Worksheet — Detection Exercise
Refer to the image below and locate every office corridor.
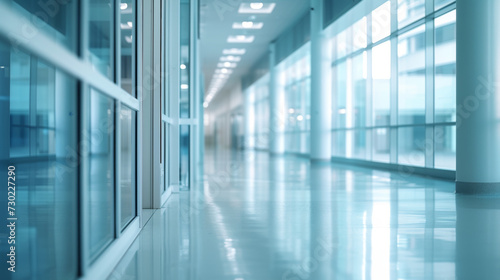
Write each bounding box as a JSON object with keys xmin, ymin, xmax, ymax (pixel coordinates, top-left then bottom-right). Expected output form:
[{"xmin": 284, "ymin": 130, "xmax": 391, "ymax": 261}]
[{"xmin": 108, "ymin": 149, "xmax": 500, "ymax": 280}]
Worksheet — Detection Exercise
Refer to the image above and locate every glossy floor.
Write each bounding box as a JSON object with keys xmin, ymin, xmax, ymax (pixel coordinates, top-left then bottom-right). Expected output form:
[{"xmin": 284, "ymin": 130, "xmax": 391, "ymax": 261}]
[{"xmin": 109, "ymin": 149, "xmax": 500, "ymax": 280}]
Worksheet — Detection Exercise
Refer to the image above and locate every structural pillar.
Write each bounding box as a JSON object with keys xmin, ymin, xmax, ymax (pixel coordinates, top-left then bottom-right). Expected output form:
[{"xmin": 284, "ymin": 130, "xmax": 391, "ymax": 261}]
[
  {"xmin": 269, "ymin": 43, "xmax": 285, "ymax": 154},
  {"xmin": 456, "ymin": 0, "xmax": 500, "ymax": 194},
  {"xmin": 310, "ymin": 0, "xmax": 332, "ymax": 161}
]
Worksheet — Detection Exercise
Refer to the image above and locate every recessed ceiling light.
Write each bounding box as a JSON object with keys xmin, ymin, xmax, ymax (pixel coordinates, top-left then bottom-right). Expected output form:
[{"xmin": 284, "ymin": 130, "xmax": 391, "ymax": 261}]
[
  {"xmin": 250, "ymin": 2, "xmax": 264, "ymax": 9},
  {"xmin": 181, "ymin": 84, "xmax": 189, "ymax": 90},
  {"xmin": 238, "ymin": 3, "xmax": 276, "ymax": 14},
  {"xmin": 232, "ymin": 21, "xmax": 264, "ymax": 29},
  {"xmin": 217, "ymin": 62, "xmax": 237, "ymax": 68},
  {"xmin": 227, "ymin": 35, "xmax": 255, "ymax": 43},
  {"xmin": 215, "ymin": 68, "xmax": 232, "ymax": 74},
  {"xmin": 125, "ymin": 36, "xmax": 133, "ymax": 43},
  {"xmin": 127, "ymin": 21, "xmax": 133, "ymax": 27},
  {"xmin": 180, "ymin": 64, "xmax": 186, "ymax": 69},
  {"xmin": 242, "ymin": 21, "xmax": 253, "ymax": 28},
  {"xmin": 223, "ymin": 48, "xmax": 246, "ymax": 55},
  {"xmin": 220, "ymin": 56, "xmax": 241, "ymax": 62},
  {"xmin": 120, "ymin": 3, "xmax": 128, "ymax": 10}
]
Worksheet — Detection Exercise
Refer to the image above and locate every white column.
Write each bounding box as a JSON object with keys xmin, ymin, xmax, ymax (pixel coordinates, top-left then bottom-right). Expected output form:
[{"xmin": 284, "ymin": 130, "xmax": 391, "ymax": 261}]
[
  {"xmin": 310, "ymin": 0, "xmax": 332, "ymax": 161},
  {"xmin": 456, "ymin": 0, "xmax": 500, "ymax": 194},
  {"xmin": 269, "ymin": 43, "xmax": 285, "ymax": 154}
]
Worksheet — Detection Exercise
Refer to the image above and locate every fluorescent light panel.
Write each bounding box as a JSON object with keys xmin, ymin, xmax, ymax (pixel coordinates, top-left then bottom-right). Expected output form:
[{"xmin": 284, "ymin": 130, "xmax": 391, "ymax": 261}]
[
  {"xmin": 238, "ymin": 3, "xmax": 276, "ymax": 14},
  {"xmin": 215, "ymin": 68, "xmax": 233, "ymax": 74},
  {"xmin": 232, "ymin": 21, "xmax": 264, "ymax": 29},
  {"xmin": 220, "ymin": 56, "xmax": 241, "ymax": 62},
  {"xmin": 223, "ymin": 48, "xmax": 246, "ymax": 55},
  {"xmin": 227, "ymin": 35, "xmax": 255, "ymax": 43},
  {"xmin": 217, "ymin": 62, "xmax": 237, "ymax": 68}
]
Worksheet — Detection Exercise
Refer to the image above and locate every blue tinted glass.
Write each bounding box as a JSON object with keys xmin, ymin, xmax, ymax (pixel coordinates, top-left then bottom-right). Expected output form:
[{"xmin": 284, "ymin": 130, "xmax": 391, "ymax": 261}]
[
  {"xmin": 88, "ymin": 89, "xmax": 115, "ymax": 260},
  {"xmin": 120, "ymin": 106, "xmax": 136, "ymax": 229},
  {"xmin": 0, "ymin": 41, "xmax": 78, "ymax": 279},
  {"xmin": 88, "ymin": 0, "xmax": 114, "ymax": 79}
]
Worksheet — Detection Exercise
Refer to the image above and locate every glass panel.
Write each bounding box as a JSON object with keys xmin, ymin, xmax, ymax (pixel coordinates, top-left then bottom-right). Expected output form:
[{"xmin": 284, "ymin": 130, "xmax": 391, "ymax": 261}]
[
  {"xmin": 333, "ymin": 131, "xmax": 346, "ymax": 157},
  {"xmin": 180, "ymin": 0, "xmax": 190, "ymax": 118},
  {"xmin": 352, "ymin": 17, "xmax": 367, "ymax": 51},
  {"xmin": 351, "ymin": 129, "xmax": 367, "ymax": 159},
  {"xmin": 180, "ymin": 125, "xmax": 190, "ymax": 189},
  {"xmin": 120, "ymin": 106, "xmax": 136, "ymax": 229},
  {"xmin": 352, "ymin": 52, "xmax": 367, "ymax": 127},
  {"xmin": 398, "ymin": 126, "xmax": 425, "ymax": 167},
  {"xmin": 120, "ymin": 0, "xmax": 135, "ymax": 95},
  {"xmin": 88, "ymin": 89, "xmax": 115, "ymax": 261},
  {"xmin": 88, "ymin": 0, "xmax": 114, "ymax": 79},
  {"xmin": 9, "ymin": 50, "xmax": 31, "ymax": 157},
  {"xmin": 435, "ymin": 0, "xmax": 454, "ymax": 10},
  {"xmin": 372, "ymin": 1, "xmax": 391, "ymax": 43},
  {"xmin": 398, "ymin": 0, "xmax": 426, "ymax": 28},
  {"xmin": 336, "ymin": 28, "xmax": 349, "ymax": 59},
  {"xmin": 434, "ymin": 125, "xmax": 456, "ymax": 170},
  {"xmin": 1, "ymin": 41, "xmax": 78, "ymax": 279},
  {"xmin": 372, "ymin": 41, "xmax": 391, "ymax": 126},
  {"xmin": 254, "ymin": 79, "xmax": 270, "ymax": 150},
  {"xmin": 434, "ymin": 10, "xmax": 456, "ymax": 123},
  {"xmin": 398, "ymin": 25, "xmax": 426, "ymax": 125},
  {"xmin": 12, "ymin": 0, "xmax": 78, "ymax": 50},
  {"xmin": 335, "ymin": 61, "xmax": 347, "ymax": 128},
  {"xmin": 373, "ymin": 128, "xmax": 391, "ymax": 162}
]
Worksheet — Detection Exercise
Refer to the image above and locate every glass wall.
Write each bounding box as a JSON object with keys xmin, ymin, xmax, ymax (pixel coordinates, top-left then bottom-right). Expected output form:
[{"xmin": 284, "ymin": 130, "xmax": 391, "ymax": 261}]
[
  {"xmin": 88, "ymin": 0, "xmax": 114, "ymax": 79},
  {"xmin": 330, "ymin": 0, "xmax": 456, "ymax": 170},
  {"xmin": 0, "ymin": 0, "xmax": 140, "ymax": 277},
  {"xmin": 246, "ymin": 75, "xmax": 270, "ymax": 150},
  {"xmin": 88, "ymin": 89, "xmax": 115, "ymax": 261},
  {"xmin": 120, "ymin": 106, "xmax": 137, "ymax": 229},
  {"xmin": 1, "ymin": 41, "xmax": 79, "ymax": 279},
  {"xmin": 179, "ymin": 0, "xmax": 191, "ymax": 189},
  {"xmin": 243, "ymin": 0, "xmax": 456, "ymax": 171},
  {"xmin": 120, "ymin": 0, "xmax": 136, "ymax": 95},
  {"xmin": 279, "ymin": 44, "xmax": 311, "ymax": 155}
]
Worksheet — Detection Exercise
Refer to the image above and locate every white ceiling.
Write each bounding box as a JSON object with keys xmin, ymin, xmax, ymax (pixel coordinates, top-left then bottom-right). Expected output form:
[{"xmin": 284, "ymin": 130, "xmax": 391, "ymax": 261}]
[{"xmin": 200, "ymin": 0, "xmax": 310, "ymax": 104}]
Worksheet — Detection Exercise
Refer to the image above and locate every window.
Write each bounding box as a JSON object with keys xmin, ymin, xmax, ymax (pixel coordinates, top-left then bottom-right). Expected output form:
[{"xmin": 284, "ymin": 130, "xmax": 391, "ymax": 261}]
[
  {"xmin": 120, "ymin": 106, "xmax": 137, "ymax": 229},
  {"xmin": 398, "ymin": 126, "xmax": 426, "ymax": 166},
  {"xmin": 372, "ymin": 2, "xmax": 391, "ymax": 43},
  {"xmin": 325, "ymin": 1, "xmax": 457, "ymax": 170},
  {"xmin": 398, "ymin": 25, "xmax": 426, "ymax": 125},
  {"xmin": 1, "ymin": 41, "xmax": 78, "ymax": 279},
  {"xmin": 120, "ymin": 0, "xmax": 136, "ymax": 95},
  {"xmin": 372, "ymin": 41, "xmax": 391, "ymax": 126},
  {"xmin": 434, "ymin": 10, "xmax": 456, "ymax": 123},
  {"xmin": 435, "ymin": 0, "xmax": 454, "ymax": 10},
  {"xmin": 398, "ymin": 0, "xmax": 426, "ymax": 28},
  {"xmin": 13, "ymin": 0, "xmax": 78, "ymax": 51},
  {"xmin": 88, "ymin": 0, "xmax": 114, "ymax": 79},
  {"xmin": 88, "ymin": 89, "xmax": 115, "ymax": 261}
]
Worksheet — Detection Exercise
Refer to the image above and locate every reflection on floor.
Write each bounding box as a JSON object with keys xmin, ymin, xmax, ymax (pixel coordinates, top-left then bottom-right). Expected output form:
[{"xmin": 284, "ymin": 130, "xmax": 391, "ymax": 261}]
[{"xmin": 109, "ymin": 149, "xmax": 500, "ymax": 280}]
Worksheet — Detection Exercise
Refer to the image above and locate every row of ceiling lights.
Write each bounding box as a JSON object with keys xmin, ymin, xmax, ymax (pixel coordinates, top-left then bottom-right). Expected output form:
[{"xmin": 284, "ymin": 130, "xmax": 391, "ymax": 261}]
[{"xmin": 204, "ymin": 2, "xmax": 276, "ymax": 108}]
